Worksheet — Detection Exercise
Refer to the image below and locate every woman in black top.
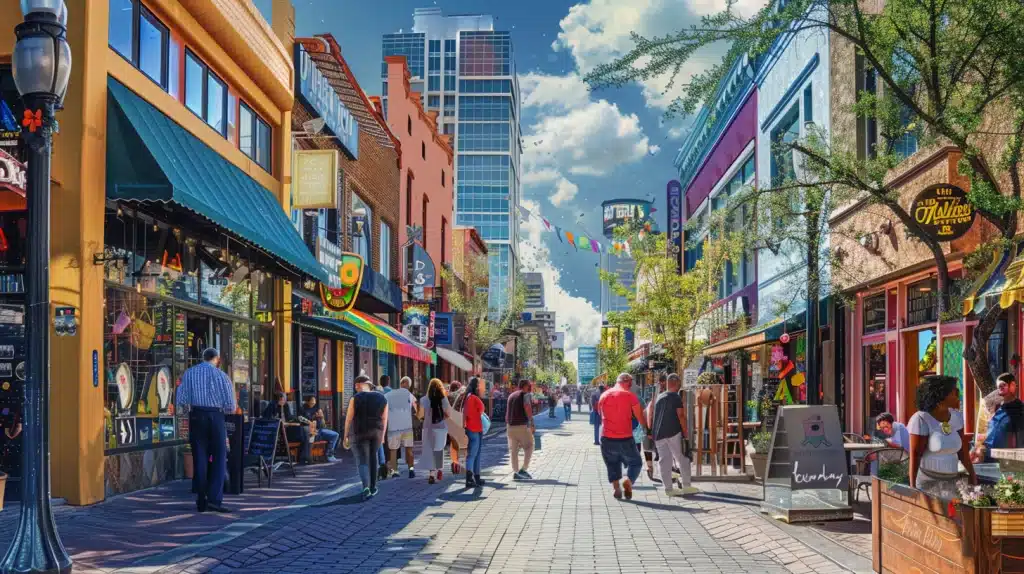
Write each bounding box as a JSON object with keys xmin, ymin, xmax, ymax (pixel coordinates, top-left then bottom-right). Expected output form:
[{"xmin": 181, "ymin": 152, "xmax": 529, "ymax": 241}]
[{"xmin": 344, "ymin": 375, "xmax": 389, "ymax": 499}]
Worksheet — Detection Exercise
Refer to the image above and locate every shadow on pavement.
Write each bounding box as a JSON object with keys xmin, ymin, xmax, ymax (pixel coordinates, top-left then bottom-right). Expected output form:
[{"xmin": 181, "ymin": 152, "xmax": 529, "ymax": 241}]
[
  {"xmin": 512, "ymin": 479, "xmax": 577, "ymax": 487},
  {"xmin": 624, "ymin": 499, "xmax": 706, "ymax": 513},
  {"xmin": 694, "ymin": 491, "xmax": 762, "ymax": 505}
]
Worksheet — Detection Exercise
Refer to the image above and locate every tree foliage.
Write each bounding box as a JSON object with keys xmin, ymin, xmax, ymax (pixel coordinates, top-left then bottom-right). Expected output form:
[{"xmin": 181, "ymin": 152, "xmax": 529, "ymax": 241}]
[
  {"xmin": 586, "ymin": 0, "xmax": 1024, "ymax": 394},
  {"xmin": 440, "ymin": 254, "xmax": 526, "ymax": 357}
]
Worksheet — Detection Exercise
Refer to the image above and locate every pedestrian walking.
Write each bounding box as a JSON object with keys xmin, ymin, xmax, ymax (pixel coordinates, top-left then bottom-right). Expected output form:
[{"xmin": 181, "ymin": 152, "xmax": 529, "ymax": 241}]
[
  {"xmin": 463, "ymin": 377, "xmax": 487, "ymax": 488},
  {"xmin": 376, "ymin": 375, "xmax": 391, "ymax": 480},
  {"xmin": 576, "ymin": 389, "xmax": 583, "ymax": 413},
  {"xmin": 344, "ymin": 375, "xmax": 388, "ymax": 500},
  {"xmin": 561, "ymin": 391, "xmax": 572, "ymax": 420},
  {"xmin": 386, "ymin": 376, "xmax": 419, "ymax": 478},
  {"xmin": 653, "ymin": 374, "xmax": 698, "ymax": 496},
  {"xmin": 590, "ymin": 385, "xmax": 604, "ymax": 445},
  {"xmin": 419, "ymin": 378, "xmax": 451, "ymax": 484},
  {"xmin": 506, "ymin": 379, "xmax": 535, "ymax": 481},
  {"xmin": 447, "ymin": 381, "xmax": 466, "ymax": 475},
  {"xmin": 175, "ymin": 348, "xmax": 236, "ymax": 513},
  {"xmin": 643, "ymin": 375, "xmax": 667, "ymax": 481},
  {"xmin": 547, "ymin": 392, "xmax": 557, "ymax": 418},
  {"xmin": 597, "ymin": 373, "xmax": 650, "ymax": 500}
]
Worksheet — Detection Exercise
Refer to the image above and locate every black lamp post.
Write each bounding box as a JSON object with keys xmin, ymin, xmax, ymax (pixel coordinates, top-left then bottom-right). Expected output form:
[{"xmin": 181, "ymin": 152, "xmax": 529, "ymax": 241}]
[{"xmin": 1, "ymin": 1, "xmax": 72, "ymax": 573}]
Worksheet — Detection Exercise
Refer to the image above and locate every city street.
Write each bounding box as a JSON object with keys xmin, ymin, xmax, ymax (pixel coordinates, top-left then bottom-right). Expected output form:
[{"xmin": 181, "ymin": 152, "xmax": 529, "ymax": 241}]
[{"xmin": 0, "ymin": 409, "xmax": 872, "ymax": 574}]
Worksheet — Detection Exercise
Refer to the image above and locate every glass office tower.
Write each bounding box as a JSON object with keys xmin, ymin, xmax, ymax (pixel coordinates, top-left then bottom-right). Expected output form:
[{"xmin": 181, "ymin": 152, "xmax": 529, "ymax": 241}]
[{"xmin": 383, "ymin": 8, "xmax": 521, "ymax": 313}]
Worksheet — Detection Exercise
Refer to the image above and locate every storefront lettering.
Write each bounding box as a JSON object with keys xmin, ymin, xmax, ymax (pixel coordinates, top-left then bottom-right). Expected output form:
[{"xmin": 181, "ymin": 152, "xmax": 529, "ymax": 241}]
[
  {"xmin": 297, "ymin": 48, "xmax": 359, "ymax": 159},
  {"xmin": 791, "ymin": 459, "xmax": 845, "ymax": 488},
  {"xmin": 910, "ymin": 184, "xmax": 976, "ymax": 241}
]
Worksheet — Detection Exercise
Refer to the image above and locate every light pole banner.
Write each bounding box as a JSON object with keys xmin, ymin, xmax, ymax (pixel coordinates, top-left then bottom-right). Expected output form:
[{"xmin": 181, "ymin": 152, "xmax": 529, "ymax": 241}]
[{"xmin": 667, "ymin": 180, "xmax": 683, "ymax": 273}]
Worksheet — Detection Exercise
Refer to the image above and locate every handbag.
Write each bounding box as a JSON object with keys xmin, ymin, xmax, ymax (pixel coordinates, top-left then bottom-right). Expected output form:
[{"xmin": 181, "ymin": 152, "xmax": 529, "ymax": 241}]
[
  {"xmin": 111, "ymin": 308, "xmax": 131, "ymax": 335},
  {"xmin": 633, "ymin": 424, "xmax": 646, "ymax": 444},
  {"xmin": 481, "ymin": 413, "xmax": 492, "ymax": 435},
  {"xmin": 130, "ymin": 310, "xmax": 156, "ymax": 350}
]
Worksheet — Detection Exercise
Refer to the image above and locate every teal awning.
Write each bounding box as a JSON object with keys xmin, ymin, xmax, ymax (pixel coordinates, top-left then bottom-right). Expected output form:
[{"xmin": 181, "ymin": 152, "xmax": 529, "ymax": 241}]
[
  {"xmin": 105, "ymin": 78, "xmax": 327, "ymax": 283},
  {"xmin": 294, "ymin": 315, "xmax": 358, "ymax": 343}
]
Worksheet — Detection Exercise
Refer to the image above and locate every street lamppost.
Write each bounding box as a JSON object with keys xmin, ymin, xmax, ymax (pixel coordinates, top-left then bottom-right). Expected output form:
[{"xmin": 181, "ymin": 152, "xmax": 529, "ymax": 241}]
[{"xmin": 1, "ymin": 1, "xmax": 71, "ymax": 573}]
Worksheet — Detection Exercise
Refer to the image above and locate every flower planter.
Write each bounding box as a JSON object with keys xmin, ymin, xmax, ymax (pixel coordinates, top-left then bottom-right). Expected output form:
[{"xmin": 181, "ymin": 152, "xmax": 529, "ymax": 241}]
[
  {"xmin": 992, "ymin": 509, "xmax": 1024, "ymax": 538},
  {"xmin": 750, "ymin": 452, "xmax": 768, "ymax": 481}
]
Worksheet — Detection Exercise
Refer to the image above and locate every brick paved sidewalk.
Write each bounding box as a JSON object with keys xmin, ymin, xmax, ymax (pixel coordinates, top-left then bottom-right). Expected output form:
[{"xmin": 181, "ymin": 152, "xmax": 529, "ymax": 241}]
[{"xmin": 0, "ymin": 407, "xmax": 874, "ymax": 573}]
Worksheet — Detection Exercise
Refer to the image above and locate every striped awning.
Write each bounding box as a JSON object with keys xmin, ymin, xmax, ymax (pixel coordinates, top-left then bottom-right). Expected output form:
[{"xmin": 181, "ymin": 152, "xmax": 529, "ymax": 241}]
[{"xmin": 340, "ymin": 310, "xmax": 436, "ymax": 365}]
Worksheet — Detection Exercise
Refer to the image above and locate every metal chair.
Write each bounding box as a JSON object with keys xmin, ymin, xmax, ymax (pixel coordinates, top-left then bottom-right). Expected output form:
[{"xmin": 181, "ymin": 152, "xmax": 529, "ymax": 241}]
[
  {"xmin": 843, "ymin": 432, "xmax": 867, "ymax": 443},
  {"xmin": 851, "ymin": 447, "xmax": 908, "ymax": 502}
]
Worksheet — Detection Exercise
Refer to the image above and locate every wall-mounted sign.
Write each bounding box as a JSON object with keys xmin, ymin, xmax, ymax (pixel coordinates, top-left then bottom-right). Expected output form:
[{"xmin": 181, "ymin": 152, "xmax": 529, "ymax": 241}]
[
  {"xmin": 293, "ymin": 150, "xmax": 339, "ymax": 209},
  {"xmin": 911, "ymin": 183, "xmax": 975, "ymax": 241},
  {"xmin": 667, "ymin": 180, "xmax": 682, "ymax": 273},
  {"xmin": 54, "ymin": 306, "xmax": 77, "ymax": 337},
  {"xmin": 0, "ymin": 148, "xmax": 25, "ymax": 195},
  {"xmin": 317, "ymin": 235, "xmax": 343, "ymax": 289},
  {"xmin": 433, "ymin": 312, "xmax": 453, "ymax": 346},
  {"xmin": 402, "ymin": 303, "xmax": 430, "ymax": 346},
  {"xmin": 296, "ymin": 48, "xmax": 359, "ymax": 159},
  {"xmin": 602, "ymin": 199, "xmax": 652, "ymax": 237},
  {"xmin": 320, "ymin": 253, "xmax": 364, "ymax": 312}
]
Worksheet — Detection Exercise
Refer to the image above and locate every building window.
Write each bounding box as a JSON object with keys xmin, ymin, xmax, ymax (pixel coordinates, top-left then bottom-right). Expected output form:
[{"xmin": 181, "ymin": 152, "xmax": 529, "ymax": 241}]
[
  {"xmin": 427, "ymin": 94, "xmax": 440, "ymax": 108},
  {"xmin": 240, "ymin": 101, "xmax": 273, "ymax": 172},
  {"xmin": 441, "ymin": 170, "xmax": 446, "ymax": 188},
  {"xmin": 109, "ymin": 0, "xmax": 135, "ymax": 60},
  {"xmin": 428, "ymin": 76, "xmax": 440, "ymax": 91},
  {"xmin": 770, "ymin": 105, "xmax": 800, "ymax": 187},
  {"xmin": 351, "ymin": 193, "xmax": 373, "ymax": 267},
  {"xmin": 803, "ymin": 84, "xmax": 813, "ymax": 124},
  {"xmin": 380, "ymin": 222, "xmax": 392, "ymax": 280},
  {"xmin": 422, "ymin": 196, "xmax": 429, "ymax": 250},
  {"xmin": 906, "ymin": 278, "xmax": 938, "ymax": 327},
  {"xmin": 863, "ymin": 293, "xmax": 886, "ymax": 334},
  {"xmin": 184, "ymin": 50, "xmax": 228, "ymax": 137},
  {"xmin": 421, "ymin": 142, "xmax": 426, "ymax": 160},
  {"xmin": 407, "ymin": 116, "xmax": 412, "ymax": 136},
  {"xmin": 138, "ymin": 6, "xmax": 168, "ymax": 88},
  {"xmin": 406, "ymin": 172, "xmax": 413, "ymax": 228}
]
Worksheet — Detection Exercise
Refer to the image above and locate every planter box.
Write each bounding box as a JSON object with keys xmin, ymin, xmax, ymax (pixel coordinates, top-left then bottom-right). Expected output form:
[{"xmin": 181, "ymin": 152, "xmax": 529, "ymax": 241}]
[
  {"xmin": 871, "ymin": 478, "xmax": 1024, "ymax": 573},
  {"xmin": 750, "ymin": 452, "xmax": 768, "ymax": 481}
]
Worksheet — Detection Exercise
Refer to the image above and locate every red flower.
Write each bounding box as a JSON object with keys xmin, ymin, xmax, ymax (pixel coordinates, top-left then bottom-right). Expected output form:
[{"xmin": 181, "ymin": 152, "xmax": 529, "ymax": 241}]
[
  {"xmin": 21, "ymin": 109, "xmax": 41, "ymax": 133},
  {"xmin": 947, "ymin": 500, "xmax": 958, "ymax": 518}
]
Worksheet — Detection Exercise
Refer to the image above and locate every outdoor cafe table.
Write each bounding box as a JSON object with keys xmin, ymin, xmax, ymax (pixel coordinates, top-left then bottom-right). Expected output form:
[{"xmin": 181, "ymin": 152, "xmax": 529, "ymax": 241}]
[{"xmin": 844, "ymin": 442, "xmax": 879, "ymax": 474}]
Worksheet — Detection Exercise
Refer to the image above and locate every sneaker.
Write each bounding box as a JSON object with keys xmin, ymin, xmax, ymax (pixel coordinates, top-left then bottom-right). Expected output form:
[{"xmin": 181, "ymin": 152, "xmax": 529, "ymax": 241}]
[
  {"xmin": 361, "ymin": 488, "xmax": 371, "ymax": 500},
  {"xmin": 369, "ymin": 487, "xmax": 379, "ymax": 497},
  {"xmin": 681, "ymin": 486, "xmax": 701, "ymax": 496},
  {"xmin": 666, "ymin": 488, "xmax": 686, "ymax": 497},
  {"xmin": 327, "ymin": 456, "xmax": 338, "ymax": 463},
  {"xmin": 513, "ymin": 471, "xmax": 525, "ymax": 481},
  {"xmin": 518, "ymin": 470, "xmax": 533, "ymax": 480},
  {"xmin": 408, "ymin": 469, "xmax": 416, "ymax": 479},
  {"xmin": 474, "ymin": 474, "xmax": 485, "ymax": 486},
  {"xmin": 622, "ymin": 478, "xmax": 633, "ymax": 500}
]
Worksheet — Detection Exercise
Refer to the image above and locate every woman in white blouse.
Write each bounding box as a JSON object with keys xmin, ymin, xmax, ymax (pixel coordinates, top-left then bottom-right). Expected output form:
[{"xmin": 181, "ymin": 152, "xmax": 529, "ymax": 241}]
[{"xmin": 908, "ymin": 375, "xmax": 977, "ymax": 498}]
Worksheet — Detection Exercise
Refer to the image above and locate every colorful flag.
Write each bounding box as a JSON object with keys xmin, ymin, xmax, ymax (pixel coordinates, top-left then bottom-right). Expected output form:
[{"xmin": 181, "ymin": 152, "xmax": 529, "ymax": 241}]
[
  {"xmin": 517, "ymin": 205, "xmax": 529, "ymax": 219},
  {"xmin": 577, "ymin": 235, "xmax": 589, "ymax": 250},
  {"xmin": 591, "ymin": 240, "xmax": 601, "ymax": 253},
  {"xmin": 542, "ymin": 218, "xmax": 552, "ymax": 231},
  {"xmin": 555, "ymin": 227, "xmax": 564, "ymax": 242},
  {"xmin": 565, "ymin": 231, "xmax": 576, "ymax": 249}
]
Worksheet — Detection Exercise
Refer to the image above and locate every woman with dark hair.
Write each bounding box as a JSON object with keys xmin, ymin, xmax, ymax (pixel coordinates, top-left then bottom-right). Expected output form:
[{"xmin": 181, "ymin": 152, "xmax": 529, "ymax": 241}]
[
  {"xmin": 419, "ymin": 378, "xmax": 451, "ymax": 484},
  {"xmin": 462, "ymin": 377, "xmax": 486, "ymax": 488},
  {"xmin": 908, "ymin": 375, "xmax": 976, "ymax": 498}
]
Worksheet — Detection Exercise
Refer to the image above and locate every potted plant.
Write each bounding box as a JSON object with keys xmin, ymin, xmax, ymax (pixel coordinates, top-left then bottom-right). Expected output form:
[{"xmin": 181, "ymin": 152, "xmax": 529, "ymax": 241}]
[
  {"xmin": 748, "ymin": 430, "xmax": 773, "ymax": 480},
  {"xmin": 745, "ymin": 399, "xmax": 759, "ymax": 422},
  {"xmin": 877, "ymin": 460, "xmax": 910, "ymax": 486},
  {"xmin": 986, "ymin": 474, "xmax": 1024, "ymax": 537}
]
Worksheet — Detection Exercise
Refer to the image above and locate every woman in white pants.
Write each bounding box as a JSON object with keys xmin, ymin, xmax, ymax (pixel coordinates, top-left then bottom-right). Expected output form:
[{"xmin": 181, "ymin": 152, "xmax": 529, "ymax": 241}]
[
  {"xmin": 419, "ymin": 378, "xmax": 452, "ymax": 484},
  {"xmin": 652, "ymin": 374, "xmax": 699, "ymax": 496}
]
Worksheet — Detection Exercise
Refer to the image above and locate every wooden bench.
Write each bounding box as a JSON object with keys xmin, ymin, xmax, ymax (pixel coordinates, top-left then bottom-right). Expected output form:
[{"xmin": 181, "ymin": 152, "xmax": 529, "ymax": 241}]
[{"xmin": 288, "ymin": 441, "xmax": 329, "ymax": 463}]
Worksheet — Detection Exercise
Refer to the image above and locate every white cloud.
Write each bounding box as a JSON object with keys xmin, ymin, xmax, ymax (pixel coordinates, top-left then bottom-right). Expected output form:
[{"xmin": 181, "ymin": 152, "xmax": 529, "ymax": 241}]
[
  {"xmin": 649, "ymin": 144, "xmax": 661, "ymax": 156},
  {"xmin": 553, "ymin": 0, "xmax": 764, "ymax": 110},
  {"xmin": 519, "ymin": 72, "xmax": 591, "ymax": 110},
  {"xmin": 518, "ymin": 199, "xmax": 602, "ymax": 362},
  {"xmin": 549, "ymin": 178, "xmax": 579, "ymax": 206}
]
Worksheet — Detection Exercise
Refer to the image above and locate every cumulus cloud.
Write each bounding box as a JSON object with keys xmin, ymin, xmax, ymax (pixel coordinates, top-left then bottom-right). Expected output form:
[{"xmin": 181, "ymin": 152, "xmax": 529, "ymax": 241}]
[
  {"xmin": 553, "ymin": 0, "xmax": 763, "ymax": 110},
  {"xmin": 549, "ymin": 178, "xmax": 579, "ymax": 206},
  {"xmin": 519, "ymin": 72, "xmax": 591, "ymax": 110},
  {"xmin": 518, "ymin": 199, "xmax": 602, "ymax": 362}
]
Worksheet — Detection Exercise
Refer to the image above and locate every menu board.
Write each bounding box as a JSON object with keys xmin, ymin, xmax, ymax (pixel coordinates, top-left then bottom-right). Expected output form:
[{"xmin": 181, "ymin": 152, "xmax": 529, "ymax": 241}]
[
  {"xmin": 299, "ymin": 331, "xmax": 317, "ymax": 397},
  {"xmin": 247, "ymin": 417, "xmax": 281, "ymax": 460},
  {"xmin": 764, "ymin": 405, "xmax": 848, "ymax": 492}
]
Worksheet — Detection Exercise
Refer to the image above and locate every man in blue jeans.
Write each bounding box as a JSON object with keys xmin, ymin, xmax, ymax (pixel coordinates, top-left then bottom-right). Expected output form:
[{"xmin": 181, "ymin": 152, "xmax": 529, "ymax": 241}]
[
  {"xmin": 597, "ymin": 373, "xmax": 650, "ymax": 500},
  {"xmin": 590, "ymin": 385, "xmax": 605, "ymax": 445},
  {"xmin": 302, "ymin": 396, "xmax": 340, "ymax": 462}
]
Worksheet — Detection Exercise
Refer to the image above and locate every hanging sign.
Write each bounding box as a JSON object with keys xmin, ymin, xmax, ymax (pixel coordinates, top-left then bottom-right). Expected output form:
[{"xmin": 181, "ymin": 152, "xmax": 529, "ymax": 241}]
[
  {"xmin": 293, "ymin": 150, "xmax": 339, "ymax": 209},
  {"xmin": 407, "ymin": 243, "xmax": 436, "ymax": 296},
  {"xmin": 667, "ymin": 180, "xmax": 683, "ymax": 273},
  {"xmin": 910, "ymin": 183, "xmax": 976, "ymax": 241},
  {"xmin": 320, "ymin": 253, "xmax": 364, "ymax": 312}
]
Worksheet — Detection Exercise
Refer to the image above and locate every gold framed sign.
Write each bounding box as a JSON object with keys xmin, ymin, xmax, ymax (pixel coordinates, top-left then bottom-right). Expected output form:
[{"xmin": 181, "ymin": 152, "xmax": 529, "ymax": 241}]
[{"xmin": 293, "ymin": 149, "xmax": 339, "ymax": 209}]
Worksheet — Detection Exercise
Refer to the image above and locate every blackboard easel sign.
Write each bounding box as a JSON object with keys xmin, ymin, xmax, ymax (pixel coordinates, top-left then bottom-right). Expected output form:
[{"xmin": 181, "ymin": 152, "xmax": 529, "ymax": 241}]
[
  {"xmin": 246, "ymin": 418, "xmax": 295, "ymax": 487},
  {"xmin": 761, "ymin": 405, "xmax": 852, "ymax": 523}
]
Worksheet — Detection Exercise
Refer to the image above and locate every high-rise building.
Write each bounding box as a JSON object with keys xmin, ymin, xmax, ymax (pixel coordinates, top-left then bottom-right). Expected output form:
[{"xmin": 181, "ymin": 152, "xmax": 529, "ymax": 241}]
[
  {"xmin": 577, "ymin": 346, "xmax": 599, "ymax": 386},
  {"xmin": 532, "ymin": 310, "xmax": 556, "ymax": 335},
  {"xmin": 382, "ymin": 8, "xmax": 521, "ymax": 313},
  {"xmin": 599, "ymin": 199, "xmax": 653, "ymax": 323},
  {"xmin": 522, "ymin": 271, "xmax": 544, "ymax": 309}
]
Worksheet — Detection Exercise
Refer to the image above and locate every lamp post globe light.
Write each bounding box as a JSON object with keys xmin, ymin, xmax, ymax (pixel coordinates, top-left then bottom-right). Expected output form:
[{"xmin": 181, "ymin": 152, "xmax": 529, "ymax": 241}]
[{"xmin": 1, "ymin": 1, "xmax": 72, "ymax": 573}]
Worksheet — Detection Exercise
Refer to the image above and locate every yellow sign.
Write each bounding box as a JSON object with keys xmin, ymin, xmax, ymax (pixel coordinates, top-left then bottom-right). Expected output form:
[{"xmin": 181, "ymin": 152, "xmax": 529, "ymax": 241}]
[{"xmin": 293, "ymin": 150, "xmax": 339, "ymax": 209}]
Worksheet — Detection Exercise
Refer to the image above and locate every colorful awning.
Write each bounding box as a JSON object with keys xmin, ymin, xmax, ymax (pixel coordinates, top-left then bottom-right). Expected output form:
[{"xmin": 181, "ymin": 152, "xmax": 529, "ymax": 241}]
[{"xmin": 340, "ymin": 309, "xmax": 436, "ymax": 365}]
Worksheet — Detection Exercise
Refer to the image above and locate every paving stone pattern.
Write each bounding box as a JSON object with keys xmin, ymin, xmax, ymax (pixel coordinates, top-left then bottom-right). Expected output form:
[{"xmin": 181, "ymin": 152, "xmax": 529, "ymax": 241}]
[{"xmin": 0, "ymin": 408, "xmax": 872, "ymax": 573}]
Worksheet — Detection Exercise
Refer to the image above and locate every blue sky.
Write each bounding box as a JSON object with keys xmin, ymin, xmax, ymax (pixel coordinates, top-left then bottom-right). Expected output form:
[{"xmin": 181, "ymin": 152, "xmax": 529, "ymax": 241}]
[{"xmin": 265, "ymin": 0, "xmax": 731, "ymax": 357}]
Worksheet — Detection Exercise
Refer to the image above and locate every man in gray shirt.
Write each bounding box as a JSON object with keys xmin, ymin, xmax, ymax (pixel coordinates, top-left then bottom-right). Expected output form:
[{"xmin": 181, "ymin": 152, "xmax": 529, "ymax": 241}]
[{"xmin": 652, "ymin": 373, "xmax": 698, "ymax": 496}]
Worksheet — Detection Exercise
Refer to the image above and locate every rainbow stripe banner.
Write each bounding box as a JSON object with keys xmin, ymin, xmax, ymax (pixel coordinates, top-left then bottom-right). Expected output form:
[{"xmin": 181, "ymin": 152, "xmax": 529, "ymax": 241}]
[{"xmin": 341, "ymin": 309, "xmax": 436, "ymax": 365}]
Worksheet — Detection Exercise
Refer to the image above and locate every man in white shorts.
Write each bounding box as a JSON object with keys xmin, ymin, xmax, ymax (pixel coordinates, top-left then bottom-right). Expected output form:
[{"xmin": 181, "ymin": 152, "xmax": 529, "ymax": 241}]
[{"xmin": 386, "ymin": 376, "xmax": 419, "ymax": 478}]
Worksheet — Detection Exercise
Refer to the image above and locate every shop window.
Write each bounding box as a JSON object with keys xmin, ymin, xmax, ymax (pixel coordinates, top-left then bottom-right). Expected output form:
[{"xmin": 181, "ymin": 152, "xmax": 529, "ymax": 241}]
[
  {"xmin": 351, "ymin": 193, "xmax": 373, "ymax": 266},
  {"xmin": 864, "ymin": 343, "xmax": 887, "ymax": 428},
  {"xmin": 232, "ymin": 322, "xmax": 252, "ymax": 386},
  {"xmin": 253, "ymin": 270, "xmax": 274, "ymax": 320},
  {"xmin": 917, "ymin": 329, "xmax": 938, "ymax": 378},
  {"xmin": 199, "ymin": 243, "xmax": 252, "ymax": 317},
  {"xmin": 103, "ymin": 211, "xmax": 199, "ymax": 303},
  {"xmin": 988, "ymin": 317, "xmax": 1008, "ymax": 379},
  {"xmin": 906, "ymin": 278, "xmax": 938, "ymax": 326},
  {"xmin": 104, "ymin": 288, "xmax": 178, "ymax": 451},
  {"xmin": 863, "ymin": 293, "xmax": 886, "ymax": 334},
  {"xmin": 380, "ymin": 222, "xmax": 392, "ymax": 280},
  {"xmin": 184, "ymin": 50, "xmax": 228, "ymax": 137}
]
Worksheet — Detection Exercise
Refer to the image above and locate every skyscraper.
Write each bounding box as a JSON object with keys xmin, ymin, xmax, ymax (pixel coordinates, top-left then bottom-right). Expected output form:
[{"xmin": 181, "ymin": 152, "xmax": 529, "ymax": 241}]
[
  {"xmin": 522, "ymin": 271, "xmax": 544, "ymax": 310},
  {"xmin": 599, "ymin": 199, "xmax": 653, "ymax": 320},
  {"xmin": 383, "ymin": 8, "xmax": 521, "ymax": 312}
]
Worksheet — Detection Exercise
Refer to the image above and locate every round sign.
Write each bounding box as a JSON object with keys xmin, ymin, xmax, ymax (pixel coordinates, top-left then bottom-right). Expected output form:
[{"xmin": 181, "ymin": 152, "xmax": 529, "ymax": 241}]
[
  {"xmin": 115, "ymin": 363, "xmax": 134, "ymax": 412},
  {"xmin": 910, "ymin": 183, "xmax": 976, "ymax": 241},
  {"xmin": 155, "ymin": 366, "xmax": 172, "ymax": 411},
  {"xmin": 780, "ymin": 332, "xmax": 791, "ymax": 345}
]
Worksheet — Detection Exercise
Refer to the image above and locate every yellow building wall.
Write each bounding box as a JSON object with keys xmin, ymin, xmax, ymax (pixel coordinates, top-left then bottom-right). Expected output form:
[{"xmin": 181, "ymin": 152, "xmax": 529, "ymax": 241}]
[{"xmin": 0, "ymin": 0, "xmax": 295, "ymax": 504}]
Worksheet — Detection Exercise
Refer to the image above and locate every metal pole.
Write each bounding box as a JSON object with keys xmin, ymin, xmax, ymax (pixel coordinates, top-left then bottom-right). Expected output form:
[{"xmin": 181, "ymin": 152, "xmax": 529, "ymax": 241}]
[{"xmin": 1, "ymin": 96, "xmax": 70, "ymax": 573}]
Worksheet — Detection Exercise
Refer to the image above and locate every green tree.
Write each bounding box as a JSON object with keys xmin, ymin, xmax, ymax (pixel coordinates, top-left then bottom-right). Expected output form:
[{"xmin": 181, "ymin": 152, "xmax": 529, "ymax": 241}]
[
  {"xmin": 441, "ymin": 255, "xmax": 526, "ymax": 357},
  {"xmin": 601, "ymin": 220, "xmax": 739, "ymax": 373},
  {"xmin": 586, "ymin": 0, "xmax": 1024, "ymax": 394}
]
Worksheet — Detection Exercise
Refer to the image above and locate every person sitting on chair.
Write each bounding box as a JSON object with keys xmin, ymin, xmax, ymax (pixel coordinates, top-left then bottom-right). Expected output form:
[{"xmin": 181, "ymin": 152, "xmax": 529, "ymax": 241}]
[{"xmin": 262, "ymin": 392, "xmax": 312, "ymax": 465}]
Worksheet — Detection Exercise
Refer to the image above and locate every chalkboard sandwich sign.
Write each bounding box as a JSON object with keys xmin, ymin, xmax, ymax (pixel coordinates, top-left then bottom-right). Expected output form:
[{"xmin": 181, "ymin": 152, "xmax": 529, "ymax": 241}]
[{"xmin": 761, "ymin": 405, "xmax": 853, "ymax": 523}]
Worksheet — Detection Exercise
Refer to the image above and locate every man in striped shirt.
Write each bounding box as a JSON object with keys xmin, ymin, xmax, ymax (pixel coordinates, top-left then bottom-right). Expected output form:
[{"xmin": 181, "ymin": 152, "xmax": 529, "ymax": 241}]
[{"xmin": 176, "ymin": 348, "xmax": 236, "ymax": 513}]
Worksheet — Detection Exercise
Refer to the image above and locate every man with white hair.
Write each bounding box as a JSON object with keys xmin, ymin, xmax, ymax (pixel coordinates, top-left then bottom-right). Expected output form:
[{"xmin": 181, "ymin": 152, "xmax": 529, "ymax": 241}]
[
  {"xmin": 385, "ymin": 376, "xmax": 419, "ymax": 478},
  {"xmin": 597, "ymin": 372, "xmax": 650, "ymax": 500}
]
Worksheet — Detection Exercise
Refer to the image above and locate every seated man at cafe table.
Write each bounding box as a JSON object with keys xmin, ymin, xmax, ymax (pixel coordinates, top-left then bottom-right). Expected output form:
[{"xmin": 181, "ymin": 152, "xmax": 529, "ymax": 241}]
[
  {"xmin": 262, "ymin": 391, "xmax": 312, "ymax": 464},
  {"xmin": 302, "ymin": 396, "xmax": 340, "ymax": 462},
  {"xmin": 981, "ymin": 373, "xmax": 1024, "ymax": 461},
  {"xmin": 874, "ymin": 412, "xmax": 910, "ymax": 452}
]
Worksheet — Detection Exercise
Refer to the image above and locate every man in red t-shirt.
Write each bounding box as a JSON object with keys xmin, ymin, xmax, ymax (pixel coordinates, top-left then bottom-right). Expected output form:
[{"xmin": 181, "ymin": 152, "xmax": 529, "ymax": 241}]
[{"xmin": 597, "ymin": 373, "xmax": 650, "ymax": 500}]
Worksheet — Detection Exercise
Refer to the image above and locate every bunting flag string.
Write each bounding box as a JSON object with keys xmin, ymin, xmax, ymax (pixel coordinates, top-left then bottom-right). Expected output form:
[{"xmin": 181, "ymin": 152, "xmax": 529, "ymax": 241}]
[{"xmin": 515, "ymin": 203, "xmax": 631, "ymax": 256}]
